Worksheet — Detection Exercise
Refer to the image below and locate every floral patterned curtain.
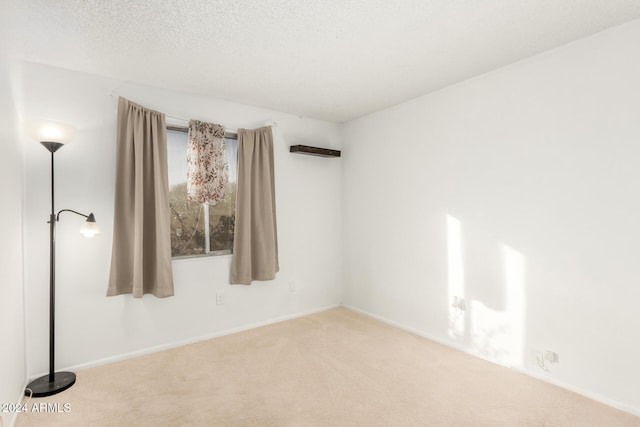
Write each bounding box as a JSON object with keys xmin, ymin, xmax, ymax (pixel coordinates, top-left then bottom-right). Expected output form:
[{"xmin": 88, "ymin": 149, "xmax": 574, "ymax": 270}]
[{"xmin": 187, "ymin": 120, "xmax": 229, "ymax": 204}]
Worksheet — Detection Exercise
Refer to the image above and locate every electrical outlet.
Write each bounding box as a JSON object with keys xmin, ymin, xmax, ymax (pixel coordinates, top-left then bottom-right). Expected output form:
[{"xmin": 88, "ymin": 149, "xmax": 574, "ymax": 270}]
[
  {"xmin": 216, "ymin": 291, "xmax": 224, "ymax": 305},
  {"xmin": 289, "ymin": 281, "xmax": 296, "ymax": 292},
  {"xmin": 533, "ymin": 349, "xmax": 558, "ymax": 372},
  {"xmin": 544, "ymin": 350, "xmax": 559, "ymax": 364},
  {"xmin": 452, "ymin": 296, "xmax": 466, "ymax": 311}
]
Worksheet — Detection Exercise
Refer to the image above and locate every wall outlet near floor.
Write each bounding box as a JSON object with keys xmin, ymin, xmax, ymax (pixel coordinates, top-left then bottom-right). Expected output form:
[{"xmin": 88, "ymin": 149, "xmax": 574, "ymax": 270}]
[
  {"xmin": 289, "ymin": 280, "xmax": 296, "ymax": 292},
  {"xmin": 216, "ymin": 291, "xmax": 224, "ymax": 305},
  {"xmin": 452, "ymin": 296, "xmax": 466, "ymax": 311},
  {"xmin": 544, "ymin": 350, "xmax": 559, "ymax": 364},
  {"xmin": 533, "ymin": 349, "xmax": 559, "ymax": 372}
]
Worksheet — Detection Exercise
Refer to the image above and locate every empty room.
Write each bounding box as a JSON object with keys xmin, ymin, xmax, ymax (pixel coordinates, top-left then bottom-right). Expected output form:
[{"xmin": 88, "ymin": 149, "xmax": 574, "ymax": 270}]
[{"xmin": 1, "ymin": 1, "xmax": 640, "ymax": 426}]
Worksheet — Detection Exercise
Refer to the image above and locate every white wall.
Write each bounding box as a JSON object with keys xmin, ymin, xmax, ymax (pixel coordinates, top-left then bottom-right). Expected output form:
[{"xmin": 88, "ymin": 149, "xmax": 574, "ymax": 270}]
[
  {"xmin": 21, "ymin": 62, "xmax": 343, "ymax": 377},
  {"xmin": 342, "ymin": 19, "xmax": 640, "ymax": 413},
  {"xmin": 0, "ymin": 58, "xmax": 26, "ymax": 427}
]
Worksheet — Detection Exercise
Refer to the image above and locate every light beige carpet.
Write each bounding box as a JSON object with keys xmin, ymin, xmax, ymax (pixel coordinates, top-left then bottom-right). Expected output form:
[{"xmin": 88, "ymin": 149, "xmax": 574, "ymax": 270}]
[{"xmin": 16, "ymin": 307, "xmax": 640, "ymax": 426}]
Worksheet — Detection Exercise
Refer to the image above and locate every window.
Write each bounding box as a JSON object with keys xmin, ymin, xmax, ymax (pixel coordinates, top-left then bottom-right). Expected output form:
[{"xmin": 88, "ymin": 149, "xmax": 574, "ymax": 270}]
[{"xmin": 167, "ymin": 129, "xmax": 238, "ymax": 258}]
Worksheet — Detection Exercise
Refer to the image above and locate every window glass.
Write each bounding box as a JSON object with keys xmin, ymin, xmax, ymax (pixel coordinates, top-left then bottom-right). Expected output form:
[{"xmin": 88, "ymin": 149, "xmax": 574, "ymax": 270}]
[{"xmin": 167, "ymin": 129, "xmax": 237, "ymax": 258}]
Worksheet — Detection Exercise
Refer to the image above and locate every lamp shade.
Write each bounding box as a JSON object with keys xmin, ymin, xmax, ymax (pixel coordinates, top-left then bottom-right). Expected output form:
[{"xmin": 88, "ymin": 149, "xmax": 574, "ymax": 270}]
[
  {"xmin": 80, "ymin": 213, "xmax": 100, "ymax": 238},
  {"xmin": 28, "ymin": 120, "xmax": 76, "ymax": 144}
]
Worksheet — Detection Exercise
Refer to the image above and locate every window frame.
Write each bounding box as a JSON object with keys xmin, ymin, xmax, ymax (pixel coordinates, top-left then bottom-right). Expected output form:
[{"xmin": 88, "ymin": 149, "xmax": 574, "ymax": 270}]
[{"xmin": 167, "ymin": 125, "xmax": 238, "ymax": 260}]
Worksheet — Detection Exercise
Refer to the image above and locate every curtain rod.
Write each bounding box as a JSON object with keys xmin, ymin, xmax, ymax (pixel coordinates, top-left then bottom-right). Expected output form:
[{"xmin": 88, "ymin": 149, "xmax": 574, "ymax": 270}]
[
  {"xmin": 110, "ymin": 93, "xmax": 277, "ymax": 137},
  {"xmin": 168, "ymin": 121, "xmax": 278, "ymax": 136},
  {"xmin": 167, "ymin": 124, "xmax": 238, "ymax": 138}
]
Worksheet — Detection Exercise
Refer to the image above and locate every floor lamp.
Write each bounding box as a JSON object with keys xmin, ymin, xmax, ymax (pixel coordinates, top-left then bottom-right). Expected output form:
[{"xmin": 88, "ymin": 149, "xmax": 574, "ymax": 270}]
[{"xmin": 26, "ymin": 125, "xmax": 100, "ymax": 397}]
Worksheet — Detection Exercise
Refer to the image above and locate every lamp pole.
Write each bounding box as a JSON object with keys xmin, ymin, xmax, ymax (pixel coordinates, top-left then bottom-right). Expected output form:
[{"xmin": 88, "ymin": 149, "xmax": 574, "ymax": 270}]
[
  {"xmin": 26, "ymin": 141, "xmax": 76, "ymax": 397},
  {"xmin": 48, "ymin": 143, "xmax": 57, "ymax": 384}
]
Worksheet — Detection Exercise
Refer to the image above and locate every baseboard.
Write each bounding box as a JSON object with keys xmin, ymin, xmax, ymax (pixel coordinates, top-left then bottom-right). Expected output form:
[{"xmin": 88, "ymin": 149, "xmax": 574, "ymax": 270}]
[
  {"xmin": 28, "ymin": 304, "xmax": 340, "ymax": 380},
  {"xmin": 342, "ymin": 304, "xmax": 640, "ymax": 418}
]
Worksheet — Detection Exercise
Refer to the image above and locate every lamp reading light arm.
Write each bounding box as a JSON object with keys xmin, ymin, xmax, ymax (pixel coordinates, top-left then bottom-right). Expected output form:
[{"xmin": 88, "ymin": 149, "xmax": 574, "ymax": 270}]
[
  {"xmin": 55, "ymin": 209, "xmax": 100, "ymax": 238},
  {"xmin": 56, "ymin": 209, "xmax": 91, "ymax": 221}
]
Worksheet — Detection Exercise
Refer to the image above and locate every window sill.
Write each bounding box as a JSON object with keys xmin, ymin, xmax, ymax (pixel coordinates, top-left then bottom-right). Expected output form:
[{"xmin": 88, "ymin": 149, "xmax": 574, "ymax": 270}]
[{"xmin": 172, "ymin": 250, "xmax": 232, "ymax": 262}]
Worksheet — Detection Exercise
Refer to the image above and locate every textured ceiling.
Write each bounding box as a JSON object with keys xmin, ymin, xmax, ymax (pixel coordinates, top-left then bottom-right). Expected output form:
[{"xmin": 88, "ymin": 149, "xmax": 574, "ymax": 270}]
[{"xmin": 2, "ymin": 0, "xmax": 640, "ymax": 122}]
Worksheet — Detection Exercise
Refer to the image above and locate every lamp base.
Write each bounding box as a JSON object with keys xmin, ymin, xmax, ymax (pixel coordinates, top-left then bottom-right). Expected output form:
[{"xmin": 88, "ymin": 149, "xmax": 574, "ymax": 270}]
[{"xmin": 25, "ymin": 372, "xmax": 76, "ymax": 397}]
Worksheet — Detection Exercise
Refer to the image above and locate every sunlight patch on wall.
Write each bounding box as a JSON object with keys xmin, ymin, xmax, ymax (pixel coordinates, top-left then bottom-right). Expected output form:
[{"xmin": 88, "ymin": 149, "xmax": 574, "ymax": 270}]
[
  {"xmin": 447, "ymin": 215, "xmax": 465, "ymax": 339},
  {"xmin": 470, "ymin": 244, "xmax": 526, "ymax": 368}
]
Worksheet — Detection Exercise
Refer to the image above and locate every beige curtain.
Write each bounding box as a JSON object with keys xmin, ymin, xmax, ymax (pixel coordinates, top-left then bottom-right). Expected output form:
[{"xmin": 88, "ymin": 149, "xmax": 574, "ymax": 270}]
[
  {"xmin": 187, "ymin": 120, "xmax": 228, "ymax": 205},
  {"xmin": 107, "ymin": 97, "xmax": 174, "ymax": 298},
  {"xmin": 230, "ymin": 126, "xmax": 279, "ymax": 285}
]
